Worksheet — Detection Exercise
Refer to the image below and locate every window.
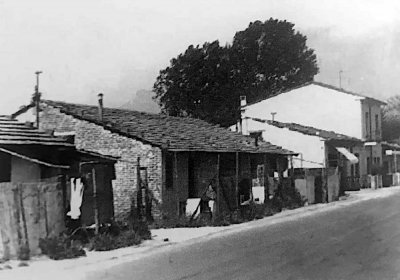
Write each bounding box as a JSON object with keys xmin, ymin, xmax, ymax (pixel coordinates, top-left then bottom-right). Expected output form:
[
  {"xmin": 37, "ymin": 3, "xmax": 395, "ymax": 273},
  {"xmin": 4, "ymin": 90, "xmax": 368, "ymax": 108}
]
[
  {"xmin": 249, "ymin": 131, "xmax": 263, "ymax": 147},
  {"xmin": 375, "ymin": 114, "xmax": 379, "ymax": 135},
  {"xmin": 367, "ymin": 156, "xmax": 371, "ymax": 174},
  {"xmin": 165, "ymin": 152, "xmax": 174, "ymax": 189},
  {"xmin": 372, "ymin": 157, "xmax": 381, "ymax": 165},
  {"xmin": 365, "ymin": 112, "xmax": 369, "ymax": 137}
]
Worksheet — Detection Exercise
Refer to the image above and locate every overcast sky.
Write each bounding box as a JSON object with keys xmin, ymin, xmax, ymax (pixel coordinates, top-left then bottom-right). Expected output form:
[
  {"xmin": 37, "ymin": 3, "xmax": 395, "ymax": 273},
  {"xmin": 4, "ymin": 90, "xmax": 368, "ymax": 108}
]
[{"xmin": 1, "ymin": 0, "xmax": 400, "ymax": 114}]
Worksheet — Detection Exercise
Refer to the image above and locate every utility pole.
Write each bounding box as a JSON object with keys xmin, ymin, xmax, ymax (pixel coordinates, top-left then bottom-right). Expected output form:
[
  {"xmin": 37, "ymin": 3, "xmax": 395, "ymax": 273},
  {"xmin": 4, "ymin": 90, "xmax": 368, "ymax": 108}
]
[{"xmin": 34, "ymin": 71, "xmax": 42, "ymax": 129}]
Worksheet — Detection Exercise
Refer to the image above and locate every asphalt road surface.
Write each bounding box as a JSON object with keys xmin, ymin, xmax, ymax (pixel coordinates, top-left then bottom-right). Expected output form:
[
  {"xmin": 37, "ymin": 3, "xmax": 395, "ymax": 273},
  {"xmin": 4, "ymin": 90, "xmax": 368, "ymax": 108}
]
[{"xmin": 88, "ymin": 192, "xmax": 400, "ymax": 280}]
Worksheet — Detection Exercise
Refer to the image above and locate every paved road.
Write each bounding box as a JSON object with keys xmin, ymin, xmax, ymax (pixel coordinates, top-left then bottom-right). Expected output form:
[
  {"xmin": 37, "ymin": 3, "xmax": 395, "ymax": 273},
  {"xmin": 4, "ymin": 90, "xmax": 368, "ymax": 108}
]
[{"xmin": 88, "ymin": 192, "xmax": 400, "ymax": 280}]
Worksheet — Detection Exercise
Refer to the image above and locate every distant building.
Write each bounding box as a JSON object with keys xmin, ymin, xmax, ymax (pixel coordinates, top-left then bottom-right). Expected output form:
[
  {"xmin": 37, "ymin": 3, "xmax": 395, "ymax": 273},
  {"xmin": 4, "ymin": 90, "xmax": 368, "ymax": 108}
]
[{"xmin": 235, "ymin": 82, "xmax": 389, "ymax": 189}]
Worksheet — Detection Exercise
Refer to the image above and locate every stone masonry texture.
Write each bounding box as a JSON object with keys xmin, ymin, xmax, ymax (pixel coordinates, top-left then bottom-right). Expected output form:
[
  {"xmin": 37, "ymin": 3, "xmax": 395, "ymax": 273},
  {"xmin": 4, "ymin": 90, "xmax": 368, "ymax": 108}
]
[{"xmin": 38, "ymin": 105, "xmax": 163, "ymax": 222}]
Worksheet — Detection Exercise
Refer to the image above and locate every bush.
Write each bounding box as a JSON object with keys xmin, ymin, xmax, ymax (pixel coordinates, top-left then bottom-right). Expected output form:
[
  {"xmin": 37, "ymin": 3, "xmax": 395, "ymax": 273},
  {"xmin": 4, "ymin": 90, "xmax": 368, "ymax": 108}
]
[
  {"xmin": 90, "ymin": 230, "xmax": 142, "ymax": 251},
  {"xmin": 90, "ymin": 221, "xmax": 151, "ymax": 251},
  {"xmin": 237, "ymin": 203, "xmax": 271, "ymax": 221},
  {"xmin": 212, "ymin": 214, "xmax": 232, "ymax": 227},
  {"xmin": 39, "ymin": 235, "xmax": 86, "ymax": 260},
  {"xmin": 39, "ymin": 221, "xmax": 152, "ymax": 257},
  {"xmin": 132, "ymin": 221, "xmax": 152, "ymax": 240},
  {"xmin": 272, "ymin": 183, "xmax": 306, "ymax": 210}
]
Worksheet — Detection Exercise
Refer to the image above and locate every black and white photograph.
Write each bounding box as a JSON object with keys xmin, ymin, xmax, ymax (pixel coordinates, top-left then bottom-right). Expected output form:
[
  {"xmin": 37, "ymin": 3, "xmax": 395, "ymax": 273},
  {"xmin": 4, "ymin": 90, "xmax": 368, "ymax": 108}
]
[{"xmin": 2, "ymin": 0, "xmax": 400, "ymax": 279}]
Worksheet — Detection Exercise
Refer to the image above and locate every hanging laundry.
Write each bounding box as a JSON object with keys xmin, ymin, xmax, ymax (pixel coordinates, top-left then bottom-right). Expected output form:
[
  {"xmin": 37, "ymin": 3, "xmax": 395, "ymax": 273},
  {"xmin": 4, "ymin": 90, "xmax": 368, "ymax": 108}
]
[{"xmin": 67, "ymin": 178, "xmax": 84, "ymax": 220}]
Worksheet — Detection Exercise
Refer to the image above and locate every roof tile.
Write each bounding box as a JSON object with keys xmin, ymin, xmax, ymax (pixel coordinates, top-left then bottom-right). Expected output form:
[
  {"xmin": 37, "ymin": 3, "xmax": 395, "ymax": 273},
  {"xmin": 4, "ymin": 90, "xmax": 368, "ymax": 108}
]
[
  {"xmin": 0, "ymin": 116, "xmax": 73, "ymax": 146},
  {"xmin": 43, "ymin": 100, "xmax": 295, "ymax": 155},
  {"xmin": 249, "ymin": 117, "xmax": 362, "ymax": 142}
]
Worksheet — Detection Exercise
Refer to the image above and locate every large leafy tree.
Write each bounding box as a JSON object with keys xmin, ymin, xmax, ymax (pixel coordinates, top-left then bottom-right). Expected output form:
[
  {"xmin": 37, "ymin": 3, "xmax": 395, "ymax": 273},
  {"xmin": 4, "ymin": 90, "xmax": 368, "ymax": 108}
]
[
  {"xmin": 154, "ymin": 18, "xmax": 319, "ymax": 127},
  {"xmin": 383, "ymin": 96, "xmax": 400, "ymax": 141}
]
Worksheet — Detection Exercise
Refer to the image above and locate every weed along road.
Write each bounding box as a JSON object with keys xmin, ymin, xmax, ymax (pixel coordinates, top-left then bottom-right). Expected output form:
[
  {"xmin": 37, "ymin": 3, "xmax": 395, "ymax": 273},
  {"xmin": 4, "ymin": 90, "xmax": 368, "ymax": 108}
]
[{"xmin": 88, "ymin": 191, "xmax": 400, "ymax": 280}]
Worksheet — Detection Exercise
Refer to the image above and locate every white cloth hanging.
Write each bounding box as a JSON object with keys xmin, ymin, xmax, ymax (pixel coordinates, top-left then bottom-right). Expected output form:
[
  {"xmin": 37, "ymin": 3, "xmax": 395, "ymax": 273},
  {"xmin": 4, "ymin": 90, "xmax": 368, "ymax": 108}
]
[{"xmin": 67, "ymin": 178, "xmax": 84, "ymax": 219}]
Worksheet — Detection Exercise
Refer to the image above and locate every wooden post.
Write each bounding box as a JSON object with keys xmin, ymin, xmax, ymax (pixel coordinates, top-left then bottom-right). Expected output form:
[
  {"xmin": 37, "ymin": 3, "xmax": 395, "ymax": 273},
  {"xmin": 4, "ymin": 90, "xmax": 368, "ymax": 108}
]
[
  {"xmin": 43, "ymin": 198, "xmax": 48, "ymax": 237},
  {"xmin": 276, "ymin": 157, "xmax": 283, "ymax": 194},
  {"xmin": 92, "ymin": 167, "xmax": 99, "ymax": 235},
  {"xmin": 136, "ymin": 157, "xmax": 141, "ymax": 221},
  {"xmin": 264, "ymin": 154, "xmax": 269, "ymax": 201},
  {"xmin": 323, "ymin": 148, "xmax": 329, "ymax": 203},
  {"xmin": 12, "ymin": 186, "xmax": 22, "ymax": 259},
  {"xmin": 173, "ymin": 152, "xmax": 179, "ymax": 216},
  {"xmin": 216, "ymin": 154, "xmax": 220, "ymax": 218},
  {"xmin": 290, "ymin": 155, "xmax": 295, "ymax": 187},
  {"xmin": 235, "ymin": 152, "xmax": 239, "ymax": 209},
  {"xmin": 18, "ymin": 184, "xmax": 29, "ymax": 260},
  {"xmin": 61, "ymin": 175, "xmax": 67, "ymax": 220}
]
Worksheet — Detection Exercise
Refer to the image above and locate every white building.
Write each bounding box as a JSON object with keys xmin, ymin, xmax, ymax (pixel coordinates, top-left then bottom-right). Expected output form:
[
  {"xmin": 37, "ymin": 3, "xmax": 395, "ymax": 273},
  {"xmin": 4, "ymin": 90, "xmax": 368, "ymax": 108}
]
[{"xmin": 235, "ymin": 82, "xmax": 387, "ymax": 188}]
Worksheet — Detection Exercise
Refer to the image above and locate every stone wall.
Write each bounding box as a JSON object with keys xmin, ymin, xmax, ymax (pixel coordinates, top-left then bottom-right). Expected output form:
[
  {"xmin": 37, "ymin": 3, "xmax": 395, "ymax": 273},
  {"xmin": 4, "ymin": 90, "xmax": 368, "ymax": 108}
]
[{"xmin": 37, "ymin": 105, "xmax": 163, "ymax": 222}]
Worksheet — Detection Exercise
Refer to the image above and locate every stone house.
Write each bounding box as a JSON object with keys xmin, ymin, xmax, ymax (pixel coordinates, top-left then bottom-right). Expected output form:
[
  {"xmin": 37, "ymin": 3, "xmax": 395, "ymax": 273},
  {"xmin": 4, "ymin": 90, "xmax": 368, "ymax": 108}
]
[{"xmin": 14, "ymin": 96, "xmax": 295, "ymax": 224}]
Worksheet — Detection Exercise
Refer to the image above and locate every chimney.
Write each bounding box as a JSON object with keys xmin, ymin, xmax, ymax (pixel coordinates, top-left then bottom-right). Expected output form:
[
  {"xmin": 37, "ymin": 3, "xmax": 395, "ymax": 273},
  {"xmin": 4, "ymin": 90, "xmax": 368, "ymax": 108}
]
[
  {"xmin": 271, "ymin": 112, "xmax": 277, "ymax": 122},
  {"xmin": 98, "ymin": 93, "xmax": 104, "ymax": 121},
  {"xmin": 239, "ymin": 96, "xmax": 247, "ymax": 134},
  {"xmin": 240, "ymin": 96, "xmax": 247, "ymax": 107}
]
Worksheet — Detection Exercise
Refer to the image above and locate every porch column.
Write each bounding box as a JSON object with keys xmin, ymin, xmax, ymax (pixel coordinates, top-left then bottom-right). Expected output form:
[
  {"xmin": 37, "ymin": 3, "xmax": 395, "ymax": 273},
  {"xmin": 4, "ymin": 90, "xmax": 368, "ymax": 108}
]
[
  {"xmin": 136, "ymin": 157, "xmax": 141, "ymax": 220},
  {"xmin": 264, "ymin": 154, "xmax": 269, "ymax": 201},
  {"xmin": 174, "ymin": 152, "xmax": 178, "ymax": 215},
  {"xmin": 276, "ymin": 157, "xmax": 283, "ymax": 194},
  {"xmin": 92, "ymin": 166, "xmax": 99, "ymax": 235},
  {"xmin": 235, "ymin": 152, "xmax": 239, "ymax": 208},
  {"xmin": 290, "ymin": 155, "xmax": 294, "ymax": 186},
  {"xmin": 216, "ymin": 153, "xmax": 221, "ymax": 219}
]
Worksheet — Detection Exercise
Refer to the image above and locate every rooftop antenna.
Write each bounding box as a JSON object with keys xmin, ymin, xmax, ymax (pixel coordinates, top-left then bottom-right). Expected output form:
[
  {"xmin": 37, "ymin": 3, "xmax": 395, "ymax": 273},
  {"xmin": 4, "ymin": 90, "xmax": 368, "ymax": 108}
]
[
  {"xmin": 34, "ymin": 71, "xmax": 43, "ymax": 129},
  {"xmin": 339, "ymin": 70, "xmax": 343, "ymax": 89}
]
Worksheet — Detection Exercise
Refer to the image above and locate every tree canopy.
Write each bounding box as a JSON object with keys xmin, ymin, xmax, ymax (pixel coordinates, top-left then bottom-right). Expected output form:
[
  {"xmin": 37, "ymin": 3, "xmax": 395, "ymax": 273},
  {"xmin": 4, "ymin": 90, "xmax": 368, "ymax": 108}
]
[
  {"xmin": 153, "ymin": 18, "xmax": 319, "ymax": 127},
  {"xmin": 383, "ymin": 96, "xmax": 400, "ymax": 141}
]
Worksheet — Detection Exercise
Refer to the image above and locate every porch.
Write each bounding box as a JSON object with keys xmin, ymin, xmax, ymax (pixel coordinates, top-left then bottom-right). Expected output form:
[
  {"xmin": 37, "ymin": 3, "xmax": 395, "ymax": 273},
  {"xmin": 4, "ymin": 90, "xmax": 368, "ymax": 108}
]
[{"xmin": 160, "ymin": 151, "xmax": 289, "ymax": 224}]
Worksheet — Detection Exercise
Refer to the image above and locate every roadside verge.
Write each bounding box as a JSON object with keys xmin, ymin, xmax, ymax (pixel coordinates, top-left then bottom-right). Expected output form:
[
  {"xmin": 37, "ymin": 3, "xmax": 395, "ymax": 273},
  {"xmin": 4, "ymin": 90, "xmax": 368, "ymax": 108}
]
[{"xmin": 2, "ymin": 186, "xmax": 400, "ymax": 280}]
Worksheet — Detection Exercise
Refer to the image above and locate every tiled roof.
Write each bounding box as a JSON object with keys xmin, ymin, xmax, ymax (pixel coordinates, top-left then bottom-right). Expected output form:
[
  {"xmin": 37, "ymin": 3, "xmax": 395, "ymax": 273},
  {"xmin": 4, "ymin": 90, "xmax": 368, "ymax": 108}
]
[
  {"xmin": 381, "ymin": 141, "xmax": 400, "ymax": 150},
  {"xmin": 41, "ymin": 100, "xmax": 295, "ymax": 155},
  {"xmin": 246, "ymin": 81, "xmax": 386, "ymax": 107},
  {"xmin": 0, "ymin": 115, "xmax": 73, "ymax": 147},
  {"xmin": 249, "ymin": 117, "xmax": 362, "ymax": 142},
  {"xmin": 312, "ymin": 82, "xmax": 386, "ymax": 105}
]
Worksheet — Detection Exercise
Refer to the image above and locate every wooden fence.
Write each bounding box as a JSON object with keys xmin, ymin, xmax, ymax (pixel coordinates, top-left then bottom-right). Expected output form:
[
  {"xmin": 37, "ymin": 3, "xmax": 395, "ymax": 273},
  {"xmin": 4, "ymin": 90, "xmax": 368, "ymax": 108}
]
[
  {"xmin": 294, "ymin": 168, "xmax": 340, "ymax": 204},
  {"xmin": 0, "ymin": 180, "xmax": 64, "ymax": 260},
  {"xmin": 327, "ymin": 167, "xmax": 340, "ymax": 202}
]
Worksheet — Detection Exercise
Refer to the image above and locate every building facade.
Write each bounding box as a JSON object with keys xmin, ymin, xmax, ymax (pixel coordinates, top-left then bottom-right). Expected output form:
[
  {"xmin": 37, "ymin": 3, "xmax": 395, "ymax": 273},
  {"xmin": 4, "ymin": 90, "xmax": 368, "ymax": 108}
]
[
  {"xmin": 237, "ymin": 82, "xmax": 387, "ymax": 188},
  {"xmin": 15, "ymin": 97, "xmax": 294, "ymax": 224}
]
